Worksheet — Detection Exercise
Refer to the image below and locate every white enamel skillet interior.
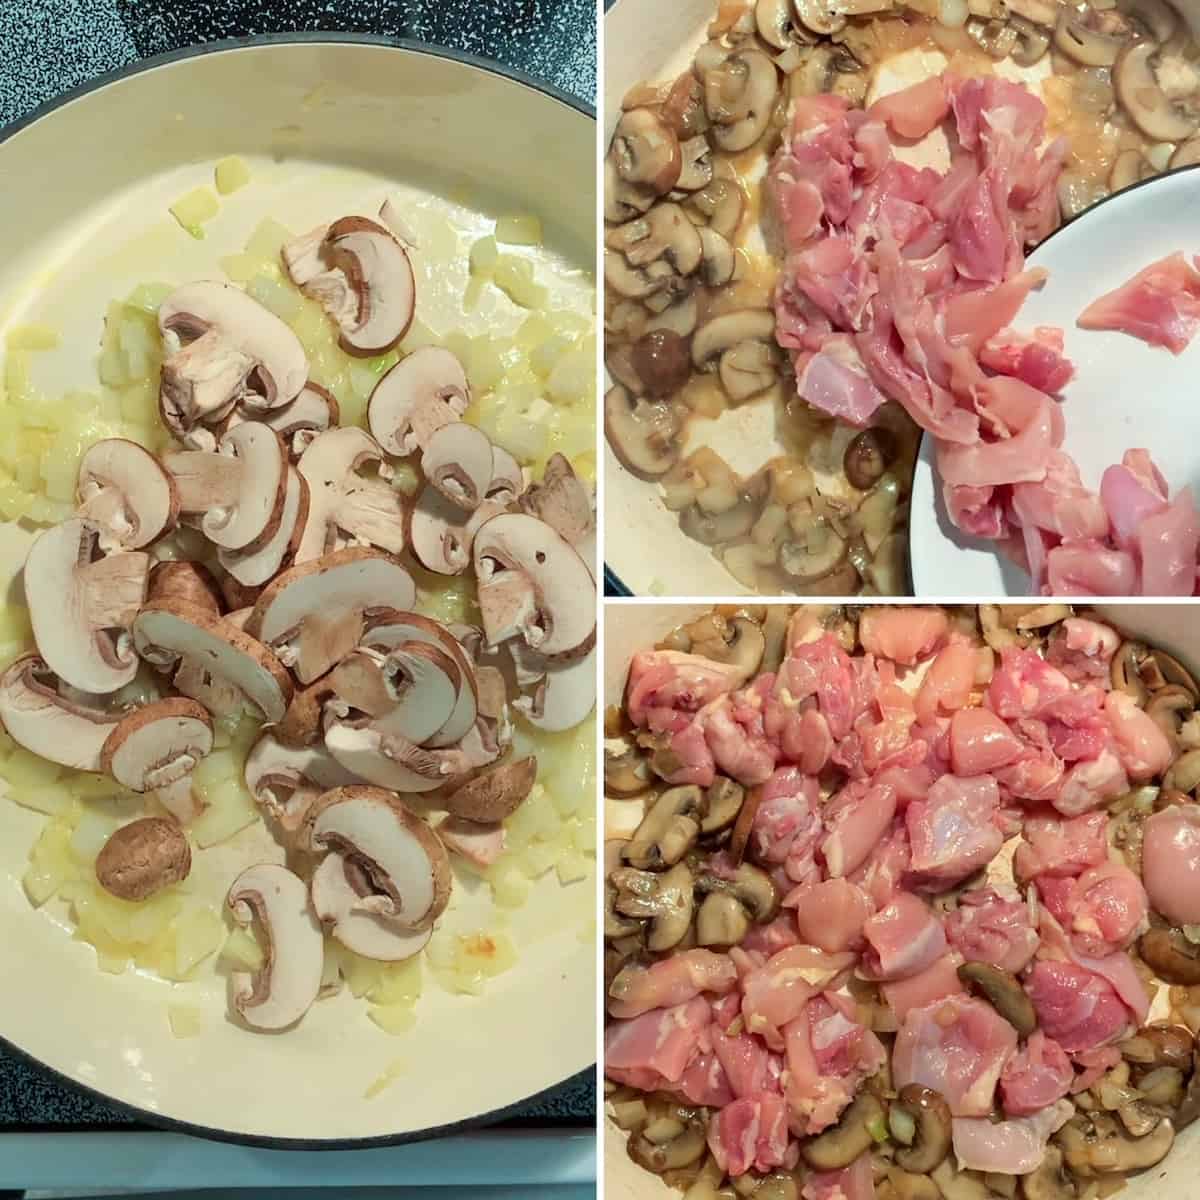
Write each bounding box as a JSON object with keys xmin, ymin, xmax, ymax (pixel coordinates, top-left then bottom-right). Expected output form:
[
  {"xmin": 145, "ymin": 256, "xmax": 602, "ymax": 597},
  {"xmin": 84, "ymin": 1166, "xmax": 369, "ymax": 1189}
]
[
  {"xmin": 603, "ymin": 601, "xmax": 1200, "ymax": 1198},
  {"xmin": 0, "ymin": 36, "xmax": 596, "ymax": 1147},
  {"xmin": 603, "ymin": 0, "xmax": 1200, "ymax": 599}
]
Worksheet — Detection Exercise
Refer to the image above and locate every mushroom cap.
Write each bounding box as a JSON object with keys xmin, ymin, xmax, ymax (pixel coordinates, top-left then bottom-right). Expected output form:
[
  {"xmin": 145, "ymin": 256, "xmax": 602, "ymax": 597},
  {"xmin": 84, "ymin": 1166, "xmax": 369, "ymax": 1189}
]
[
  {"xmin": 310, "ymin": 851, "xmax": 433, "ymax": 961},
  {"xmin": 513, "ymin": 645, "xmax": 596, "ymax": 732},
  {"xmin": 294, "ymin": 426, "xmax": 405, "ymax": 563},
  {"xmin": 158, "ymin": 280, "xmax": 308, "ymax": 411},
  {"xmin": 148, "ymin": 560, "xmax": 224, "ymax": 615},
  {"xmin": 76, "ymin": 439, "xmax": 178, "ymax": 551},
  {"xmin": 518, "ymin": 453, "xmax": 595, "ymax": 551},
  {"xmin": 306, "ymin": 785, "xmax": 451, "ymax": 929},
  {"xmin": 360, "ymin": 610, "xmax": 479, "ymax": 747},
  {"xmin": 368, "ymin": 346, "xmax": 470, "ymax": 457},
  {"xmin": 246, "ymin": 547, "xmax": 416, "ymax": 684},
  {"xmin": 604, "ymin": 385, "xmax": 680, "ymax": 481},
  {"xmin": 1115, "ymin": 42, "xmax": 1200, "ymax": 142},
  {"xmin": 421, "ymin": 421, "xmax": 495, "ymax": 512},
  {"xmin": 442, "ymin": 755, "xmax": 536, "ymax": 822},
  {"xmin": 0, "ymin": 653, "xmax": 120, "ymax": 771},
  {"xmin": 100, "ymin": 696, "xmax": 213, "ymax": 794},
  {"xmin": 96, "ymin": 817, "xmax": 191, "ymax": 901},
  {"xmin": 227, "ymin": 863, "xmax": 325, "ymax": 1031},
  {"xmin": 218, "ymin": 466, "xmax": 309, "ymax": 588},
  {"xmin": 323, "ymin": 217, "xmax": 416, "ymax": 357},
  {"xmin": 25, "ymin": 519, "xmax": 147, "ymax": 695},
  {"xmin": 472, "ymin": 513, "xmax": 597, "ymax": 662},
  {"xmin": 435, "ymin": 816, "xmax": 506, "ymax": 869},
  {"xmin": 692, "ymin": 309, "xmax": 776, "ymax": 369},
  {"xmin": 408, "ymin": 487, "xmax": 504, "ymax": 576},
  {"xmin": 132, "ymin": 599, "xmax": 293, "ymax": 723}
]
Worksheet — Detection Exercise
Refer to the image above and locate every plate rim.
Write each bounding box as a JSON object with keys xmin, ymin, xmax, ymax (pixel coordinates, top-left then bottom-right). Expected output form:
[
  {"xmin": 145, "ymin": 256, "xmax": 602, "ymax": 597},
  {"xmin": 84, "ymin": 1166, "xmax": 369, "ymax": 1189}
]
[{"xmin": 0, "ymin": 30, "xmax": 596, "ymax": 1151}]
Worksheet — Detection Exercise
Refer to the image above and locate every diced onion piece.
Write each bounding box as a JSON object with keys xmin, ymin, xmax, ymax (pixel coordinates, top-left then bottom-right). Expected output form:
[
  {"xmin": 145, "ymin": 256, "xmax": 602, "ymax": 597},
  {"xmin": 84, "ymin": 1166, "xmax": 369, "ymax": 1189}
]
[
  {"xmin": 493, "ymin": 255, "xmax": 548, "ymax": 309},
  {"xmin": 169, "ymin": 187, "xmax": 219, "ymax": 239},
  {"xmin": 369, "ymin": 1005, "xmax": 418, "ymax": 1034},
  {"xmin": 6, "ymin": 324, "xmax": 58, "ymax": 351},
  {"xmin": 244, "ymin": 217, "xmax": 294, "ymax": 262},
  {"xmin": 168, "ymin": 1004, "xmax": 203, "ymax": 1039},
  {"xmin": 469, "ymin": 235, "xmax": 499, "ymax": 276},
  {"xmin": 495, "ymin": 215, "xmax": 543, "ymax": 246},
  {"xmin": 214, "ymin": 156, "xmax": 251, "ymax": 195}
]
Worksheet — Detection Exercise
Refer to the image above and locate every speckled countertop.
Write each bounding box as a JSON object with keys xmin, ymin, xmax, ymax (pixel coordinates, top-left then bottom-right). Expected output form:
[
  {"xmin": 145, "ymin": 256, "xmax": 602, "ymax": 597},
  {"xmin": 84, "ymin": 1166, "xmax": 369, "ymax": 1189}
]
[{"xmin": 0, "ymin": 0, "xmax": 594, "ymax": 1132}]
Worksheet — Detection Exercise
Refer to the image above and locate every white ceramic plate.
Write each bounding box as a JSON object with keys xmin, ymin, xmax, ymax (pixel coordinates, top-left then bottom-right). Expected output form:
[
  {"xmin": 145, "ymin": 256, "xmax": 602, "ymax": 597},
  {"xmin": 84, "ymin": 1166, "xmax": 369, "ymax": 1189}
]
[
  {"xmin": 603, "ymin": 600, "xmax": 1200, "ymax": 1198},
  {"xmin": 911, "ymin": 166, "xmax": 1200, "ymax": 597},
  {"xmin": 0, "ymin": 36, "xmax": 596, "ymax": 1147}
]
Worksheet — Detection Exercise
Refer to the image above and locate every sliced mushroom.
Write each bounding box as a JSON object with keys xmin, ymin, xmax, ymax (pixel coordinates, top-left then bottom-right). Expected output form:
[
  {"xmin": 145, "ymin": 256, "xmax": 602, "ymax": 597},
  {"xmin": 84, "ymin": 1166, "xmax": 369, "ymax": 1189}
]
[
  {"xmin": 96, "ymin": 816, "xmax": 191, "ymax": 901},
  {"xmin": 249, "ymin": 381, "xmax": 339, "ymax": 457},
  {"xmin": 1057, "ymin": 1114, "xmax": 1174, "ymax": 1176},
  {"xmin": 844, "ymin": 428, "xmax": 898, "ymax": 491},
  {"xmin": 605, "ymin": 387, "xmax": 681, "ymax": 481},
  {"xmin": 368, "ymin": 346, "xmax": 469, "ymax": 458},
  {"xmin": 1020, "ymin": 1144, "xmax": 1079, "ymax": 1200},
  {"xmin": 1112, "ymin": 640, "xmax": 1150, "ymax": 707},
  {"xmin": 687, "ymin": 177, "xmax": 745, "ymax": 242},
  {"xmin": 702, "ymin": 776, "xmax": 745, "ymax": 833},
  {"xmin": 958, "ymin": 962, "xmax": 1037, "ymax": 1035},
  {"xmin": 680, "ymin": 497, "xmax": 758, "ymax": 545},
  {"xmin": 1119, "ymin": 0, "xmax": 1179, "ymax": 42},
  {"xmin": 472, "ymin": 513, "xmax": 596, "ymax": 662},
  {"xmin": 1140, "ymin": 927, "xmax": 1200, "ymax": 984},
  {"xmin": 719, "ymin": 338, "xmax": 779, "ymax": 401},
  {"xmin": 793, "ymin": 0, "xmax": 846, "ymax": 38},
  {"xmin": 1171, "ymin": 136, "xmax": 1200, "ymax": 167},
  {"xmin": 780, "ymin": 516, "xmax": 849, "ymax": 584},
  {"xmin": 676, "ymin": 135, "xmax": 713, "ymax": 192},
  {"xmin": 612, "ymin": 108, "xmax": 682, "ymax": 195},
  {"xmin": 692, "ymin": 310, "xmax": 776, "ymax": 371},
  {"xmin": 695, "ymin": 858, "xmax": 779, "ymax": 922},
  {"xmin": 1114, "ymin": 42, "xmax": 1200, "ymax": 142},
  {"xmin": 606, "ymin": 741, "xmax": 653, "ymax": 798},
  {"xmin": 1140, "ymin": 646, "xmax": 1198, "ymax": 697},
  {"xmin": 282, "ymin": 217, "xmax": 415, "ymax": 356},
  {"xmin": 604, "ymin": 248, "xmax": 676, "ymax": 301},
  {"xmin": 1010, "ymin": 15, "xmax": 1051, "ymax": 64},
  {"xmin": 688, "ymin": 615, "xmax": 765, "ymax": 684},
  {"xmin": 802, "ymin": 1091, "xmax": 885, "ymax": 1170},
  {"xmin": 696, "ymin": 890, "xmax": 750, "ymax": 947},
  {"xmin": 295, "ymin": 426, "xmax": 407, "ymax": 561},
  {"xmin": 132, "ymin": 599, "xmax": 293, "ymax": 723},
  {"xmin": 967, "ymin": 17, "xmax": 1020, "ymax": 58},
  {"xmin": 417, "ymin": 421, "xmax": 493, "ymax": 514},
  {"xmin": 442, "ymin": 756, "xmax": 536, "ymax": 822},
  {"xmin": 1164, "ymin": 747, "xmax": 1200, "ymax": 793},
  {"xmin": 148, "ymin": 560, "xmax": 223, "ymax": 615},
  {"xmin": 100, "ymin": 697, "xmax": 213, "ymax": 824},
  {"xmin": 890, "ymin": 1086, "xmax": 953, "ymax": 1174},
  {"xmin": 0, "ymin": 654, "xmax": 120, "ymax": 770},
  {"xmin": 408, "ymin": 488, "xmax": 505, "ymax": 576},
  {"xmin": 76, "ymin": 440, "xmax": 178, "ymax": 552},
  {"xmin": 227, "ymin": 863, "xmax": 324, "ymax": 1030},
  {"xmin": 697, "ymin": 226, "xmax": 736, "ymax": 288},
  {"xmin": 158, "ymin": 281, "xmax": 308, "ymax": 437},
  {"xmin": 435, "ymin": 815, "xmax": 505, "ymax": 869},
  {"xmin": 246, "ymin": 548, "xmax": 416, "ymax": 684},
  {"xmin": 24, "ymin": 519, "xmax": 148, "ymax": 694},
  {"xmin": 1053, "ymin": 11, "xmax": 1125, "ymax": 67},
  {"xmin": 218, "ymin": 466, "xmax": 309, "ymax": 588},
  {"xmin": 757, "ymin": 0, "xmax": 797, "ymax": 47},
  {"xmin": 704, "ymin": 48, "xmax": 779, "ymax": 153},
  {"xmin": 1109, "ymin": 148, "xmax": 1155, "ymax": 192},
  {"xmin": 305, "ymin": 786, "xmax": 451, "ymax": 930},
  {"xmin": 623, "ymin": 785, "xmax": 704, "ymax": 868},
  {"xmin": 512, "ymin": 645, "xmax": 597, "ymax": 732},
  {"xmin": 1147, "ymin": 685, "xmax": 1195, "ymax": 748},
  {"xmin": 627, "ymin": 1114, "xmax": 707, "ymax": 1174},
  {"xmin": 244, "ymin": 732, "xmax": 359, "ymax": 833},
  {"xmin": 1119, "ymin": 1024, "xmax": 1195, "ymax": 1071},
  {"xmin": 610, "ymin": 860, "xmax": 695, "ymax": 950}
]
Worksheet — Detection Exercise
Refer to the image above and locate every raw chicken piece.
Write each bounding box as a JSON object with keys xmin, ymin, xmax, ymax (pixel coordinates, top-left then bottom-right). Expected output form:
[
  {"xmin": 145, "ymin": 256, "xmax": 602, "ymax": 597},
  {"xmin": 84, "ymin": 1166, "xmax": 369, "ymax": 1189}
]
[
  {"xmin": 1023, "ymin": 961, "xmax": 1130, "ymax": 1053},
  {"xmin": 802, "ymin": 1154, "xmax": 875, "ymax": 1200},
  {"xmin": 949, "ymin": 707, "xmax": 1025, "ymax": 774},
  {"xmin": 626, "ymin": 649, "xmax": 743, "ymax": 728},
  {"xmin": 796, "ymin": 338, "xmax": 890, "ymax": 426},
  {"xmin": 1138, "ymin": 488, "xmax": 1200, "ymax": 596},
  {"xmin": 1077, "ymin": 251, "xmax": 1200, "ymax": 354},
  {"xmin": 789, "ymin": 878, "xmax": 872, "ymax": 954},
  {"xmin": 881, "ymin": 952, "xmax": 965, "ymax": 1020},
  {"xmin": 708, "ymin": 1093, "xmax": 790, "ymax": 1176},
  {"xmin": 868, "ymin": 76, "xmax": 950, "ymax": 139},
  {"xmin": 987, "ymin": 647, "xmax": 1072, "ymax": 720},
  {"xmin": 711, "ymin": 1026, "xmax": 782, "ymax": 1100},
  {"xmin": 915, "ymin": 640, "xmax": 976, "ymax": 724},
  {"xmin": 951, "ymin": 1100, "xmax": 1073, "ymax": 1174},
  {"xmin": 858, "ymin": 607, "xmax": 948, "ymax": 665},
  {"xmin": 1045, "ymin": 541, "xmax": 1138, "ymax": 596},
  {"xmin": 1014, "ymin": 810, "xmax": 1108, "ymax": 880},
  {"xmin": 608, "ymin": 950, "xmax": 738, "ymax": 1020},
  {"xmin": 999, "ymin": 1031, "xmax": 1074, "ymax": 1116},
  {"xmin": 678, "ymin": 1052, "xmax": 734, "ymax": 1107},
  {"xmin": 822, "ymin": 781, "xmax": 898, "ymax": 878},
  {"xmin": 979, "ymin": 325, "xmax": 1075, "ymax": 393},
  {"xmin": 1142, "ymin": 804, "xmax": 1200, "ymax": 925},
  {"xmin": 741, "ymin": 945, "xmax": 853, "ymax": 1049},
  {"xmin": 944, "ymin": 887, "xmax": 1039, "ymax": 974},
  {"xmin": 906, "ymin": 774, "xmax": 1004, "ymax": 889},
  {"xmin": 1039, "ymin": 862, "xmax": 1149, "ymax": 958},
  {"xmin": 861, "ymin": 892, "xmax": 947, "ymax": 980},
  {"xmin": 1104, "ymin": 690, "xmax": 1174, "ymax": 780},
  {"xmin": 1053, "ymin": 747, "xmax": 1129, "ymax": 816},
  {"xmin": 606, "ymin": 998, "xmax": 711, "ymax": 1090}
]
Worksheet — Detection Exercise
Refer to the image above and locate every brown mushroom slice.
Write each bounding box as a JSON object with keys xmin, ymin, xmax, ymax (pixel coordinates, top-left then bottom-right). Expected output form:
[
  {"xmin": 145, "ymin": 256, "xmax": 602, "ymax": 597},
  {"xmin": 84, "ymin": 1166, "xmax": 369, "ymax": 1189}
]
[
  {"xmin": 612, "ymin": 108, "xmax": 682, "ymax": 195},
  {"xmin": 1110, "ymin": 148, "xmax": 1156, "ymax": 192},
  {"xmin": 792, "ymin": 0, "xmax": 846, "ymax": 35},
  {"xmin": 692, "ymin": 309, "xmax": 776, "ymax": 371},
  {"xmin": 687, "ymin": 177, "xmax": 745, "ymax": 242},
  {"xmin": 158, "ymin": 281, "xmax": 309, "ymax": 436},
  {"xmin": 358, "ymin": 610, "xmax": 478, "ymax": 748},
  {"xmin": 623, "ymin": 785, "xmax": 704, "ymax": 868},
  {"xmin": 435, "ymin": 816, "xmax": 505, "ymax": 869},
  {"xmin": 696, "ymin": 891, "xmax": 750, "ymax": 947},
  {"xmin": 611, "ymin": 861, "xmax": 695, "ymax": 951},
  {"xmin": 96, "ymin": 817, "xmax": 191, "ymax": 901},
  {"xmin": 76, "ymin": 439, "xmax": 178, "ymax": 552},
  {"xmin": 306, "ymin": 785, "xmax": 451, "ymax": 929},
  {"xmin": 675, "ymin": 135, "xmax": 713, "ymax": 192},
  {"xmin": 408, "ymin": 488, "xmax": 504, "ymax": 576},
  {"xmin": 227, "ymin": 863, "xmax": 324, "ymax": 1030},
  {"xmin": 254, "ymin": 381, "xmax": 340, "ymax": 458},
  {"xmin": 217, "ymin": 467, "xmax": 309, "ymax": 588},
  {"xmin": 513, "ymin": 646, "xmax": 596, "ymax": 733},
  {"xmin": 705, "ymin": 48, "xmax": 779, "ymax": 152},
  {"xmin": 697, "ymin": 226, "xmax": 736, "ymax": 288},
  {"xmin": 244, "ymin": 732, "xmax": 359, "ymax": 832},
  {"xmin": 1053, "ymin": 12, "xmax": 1124, "ymax": 67},
  {"xmin": 719, "ymin": 339, "xmax": 779, "ymax": 401},
  {"xmin": 1058, "ymin": 1113, "xmax": 1174, "ymax": 1176},
  {"xmin": 1114, "ymin": 42, "xmax": 1200, "ymax": 142},
  {"xmin": 247, "ymin": 547, "xmax": 415, "ymax": 684},
  {"xmin": 473, "ymin": 513, "xmax": 596, "ymax": 662},
  {"xmin": 1120, "ymin": 0, "xmax": 1179, "ymax": 42},
  {"xmin": 164, "ymin": 421, "xmax": 288, "ymax": 552},
  {"xmin": 101, "ymin": 697, "xmax": 214, "ymax": 824},
  {"xmin": 608, "ymin": 203, "xmax": 703, "ymax": 276},
  {"xmin": 1171, "ymin": 136, "xmax": 1200, "ymax": 168},
  {"xmin": 24, "ymin": 519, "xmax": 148, "ymax": 694},
  {"xmin": 421, "ymin": 421, "xmax": 495, "ymax": 512},
  {"xmin": 132, "ymin": 599, "xmax": 293, "ymax": 724},
  {"xmin": 1140, "ymin": 927, "xmax": 1200, "ymax": 984},
  {"xmin": 148, "ymin": 560, "xmax": 223, "ymax": 615},
  {"xmin": 322, "ymin": 720, "xmax": 445, "ymax": 793},
  {"xmin": 368, "ymin": 346, "xmax": 470, "ymax": 457},
  {"xmin": 780, "ymin": 516, "xmax": 849, "ymax": 584},
  {"xmin": 802, "ymin": 1091, "xmax": 885, "ymax": 1170},
  {"xmin": 958, "ymin": 962, "xmax": 1037, "ymax": 1035},
  {"xmin": 604, "ymin": 386, "xmax": 680, "ymax": 480},
  {"xmin": 443, "ymin": 756, "xmax": 536, "ymax": 822},
  {"xmin": 294, "ymin": 426, "xmax": 407, "ymax": 561},
  {"xmin": 0, "ymin": 654, "xmax": 120, "ymax": 770},
  {"xmin": 757, "ymin": 0, "xmax": 797, "ymax": 47},
  {"xmin": 284, "ymin": 217, "xmax": 415, "ymax": 357},
  {"xmin": 518, "ymin": 453, "xmax": 595, "ymax": 558},
  {"xmin": 890, "ymin": 1086, "xmax": 953, "ymax": 1173}
]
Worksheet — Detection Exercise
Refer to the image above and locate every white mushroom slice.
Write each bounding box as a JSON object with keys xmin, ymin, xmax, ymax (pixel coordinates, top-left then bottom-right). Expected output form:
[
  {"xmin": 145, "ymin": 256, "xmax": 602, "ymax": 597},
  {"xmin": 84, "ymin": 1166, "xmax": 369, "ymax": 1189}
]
[
  {"xmin": 408, "ymin": 488, "xmax": 505, "ymax": 576},
  {"xmin": 164, "ymin": 422, "xmax": 288, "ymax": 552},
  {"xmin": 436, "ymin": 816, "xmax": 506, "ymax": 869},
  {"xmin": 472, "ymin": 513, "xmax": 597, "ymax": 662},
  {"xmin": 367, "ymin": 346, "xmax": 470, "ymax": 457},
  {"xmin": 132, "ymin": 600, "xmax": 293, "ymax": 723},
  {"xmin": 518, "ymin": 453, "xmax": 596, "ymax": 565},
  {"xmin": 218, "ymin": 467, "xmax": 309, "ymax": 588},
  {"xmin": 305, "ymin": 786, "xmax": 451, "ymax": 929},
  {"xmin": 158, "ymin": 281, "xmax": 308, "ymax": 436},
  {"xmin": 323, "ymin": 721, "xmax": 444, "ymax": 792},
  {"xmin": 245, "ymin": 732, "xmax": 359, "ymax": 832},
  {"xmin": 421, "ymin": 422, "xmax": 495, "ymax": 512},
  {"xmin": 310, "ymin": 852, "xmax": 433, "ymax": 961},
  {"xmin": 227, "ymin": 864, "xmax": 324, "ymax": 1031},
  {"xmin": 173, "ymin": 658, "xmax": 243, "ymax": 722},
  {"xmin": 489, "ymin": 447, "xmax": 524, "ymax": 504},
  {"xmin": 0, "ymin": 654, "xmax": 119, "ymax": 770},
  {"xmin": 295, "ymin": 427, "xmax": 406, "ymax": 562},
  {"xmin": 246, "ymin": 547, "xmax": 415, "ymax": 684},
  {"xmin": 223, "ymin": 382, "xmax": 341, "ymax": 459},
  {"xmin": 24, "ymin": 519, "xmax": 149, "ymax": 695},
  {"xmin": 101, "ymin": 697, "xmax": 213, "ymax": 824},
  {"xmin": 284, "ymin": 218, "xmax": 415, "ymax": 357},
  {"xmin": 76, "ymin": 440, "xmax": 178, "ymax": 552},
  {"xmin": 513, "ymin": 646, "xmax": 597, "ymax": 733},
  {"xmin": 359, "ymin": 610, "xmax": 478, "ymax": 747}
]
